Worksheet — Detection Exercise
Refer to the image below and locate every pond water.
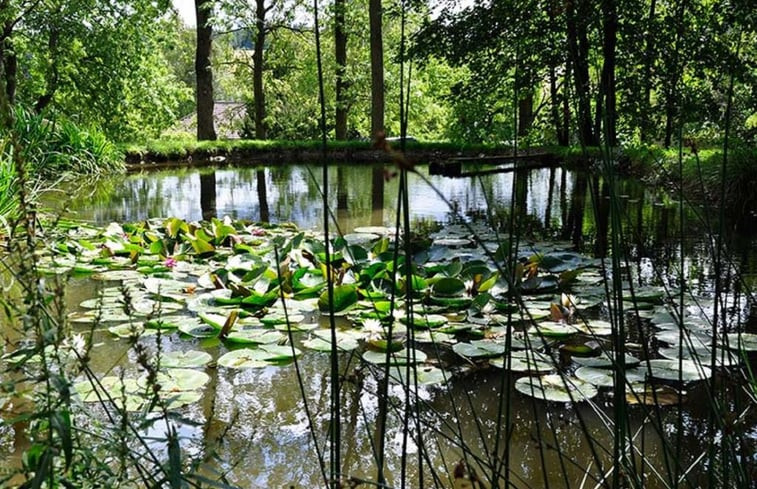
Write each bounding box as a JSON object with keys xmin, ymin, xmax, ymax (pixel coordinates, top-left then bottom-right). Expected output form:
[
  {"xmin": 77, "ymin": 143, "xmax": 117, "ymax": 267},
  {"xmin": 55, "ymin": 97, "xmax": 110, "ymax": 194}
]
[{"xmin": 13, "ymin": 162, "xmax": 757, "ymax": 487}]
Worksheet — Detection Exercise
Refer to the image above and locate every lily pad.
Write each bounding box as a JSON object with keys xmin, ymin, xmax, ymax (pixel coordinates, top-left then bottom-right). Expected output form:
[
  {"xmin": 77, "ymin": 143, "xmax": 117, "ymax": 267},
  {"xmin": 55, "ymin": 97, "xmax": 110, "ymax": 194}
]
[
  {"xmin": 515, "ymin": 374, "xmax": 598, "ymax": 402},
  {"xmin": 574, "ymin": 366, "xmax": 646, "ymax": 387},
  {"xmin": 528, "ymin": 322, "xmax": 576, "ymax": 339},
  {"xmin": 573, "ymin": 353, "xmax": 640, "ymax": 368},
  {"xmin": 217, "ymin": 348, "xmax": 271, "ymax": 369},
  {"xmin": 146, "ymin": 368, "xmax": 210, "ymax": 392},
  {"xmin": 646, "ymin": 359, "xmax": 712, "ymax": 382},
  {"xmin": 178, "ymin": 319, "xmax": 221, "ymax": 338},
  {"xmin": 225, "ymin": 329, "xmax": 284, "ymax": 345},
  {"xmin": 160, "ymin": 350, "xmax": 213, "ymax": 368},
  {"xmin": 399, "ymin": 314, "xmax": 448, "ymax": 329},
  {"xmin": 453, "ymin": 340, "xmax": 505, "ymax": 359},
  {"xmin": 388, "ymin": 365, "xmax": 448, "ymax": 386},
  {"xmin": 362, "ymin": 348, "xmax": 427, "ymax": 366},
  {"xmin": 490, "ymin": 350, "xmax": 555, "ymax": 373}
]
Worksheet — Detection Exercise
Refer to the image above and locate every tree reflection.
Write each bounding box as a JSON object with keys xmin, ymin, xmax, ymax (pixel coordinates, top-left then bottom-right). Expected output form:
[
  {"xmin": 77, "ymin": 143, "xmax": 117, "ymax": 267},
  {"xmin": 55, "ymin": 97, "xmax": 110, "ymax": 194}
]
[
  {"xmin": 200, "ymin": 171, "xmax": 217, "ymax": 220},
  {"xmin": 257, "ymin": 169, "xmax": 269, "ymax": 222}
]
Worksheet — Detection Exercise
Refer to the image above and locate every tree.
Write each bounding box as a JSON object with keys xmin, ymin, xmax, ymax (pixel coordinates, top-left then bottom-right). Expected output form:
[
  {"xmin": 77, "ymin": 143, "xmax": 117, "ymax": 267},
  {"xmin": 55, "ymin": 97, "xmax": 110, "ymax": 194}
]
[
  {"xmin": 334, "ymin": 0, "xmax": 348, "ymax": 139},
  {"xmin": 195, "ymin": 0, "xmax": 217, "ymax": 140},
  {"xmin": 369, "ymin": 0, "xmax": 384, "ymax": 137}
]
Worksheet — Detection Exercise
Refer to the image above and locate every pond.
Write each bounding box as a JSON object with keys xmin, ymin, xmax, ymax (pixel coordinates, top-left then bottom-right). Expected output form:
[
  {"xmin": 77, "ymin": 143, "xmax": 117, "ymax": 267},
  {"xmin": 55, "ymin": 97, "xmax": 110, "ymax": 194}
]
[{"xmin": 6, "ymin": 162, "xmax": 757, "ymax": 488}]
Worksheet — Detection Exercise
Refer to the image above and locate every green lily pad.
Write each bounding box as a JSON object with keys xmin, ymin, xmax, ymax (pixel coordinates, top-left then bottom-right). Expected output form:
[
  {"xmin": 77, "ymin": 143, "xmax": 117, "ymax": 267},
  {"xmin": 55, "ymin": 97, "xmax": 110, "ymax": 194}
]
[
  {"xmin": 217, "ymin": 349, "xmax": 271, "ymax": 369},
  {"xmin": 318, "ymin": 284, "xmax": 358, "ymax": 314},
  {"xmin": 145, "ymin": 368, "xmax": 210, "ymax": 392},
  {"xmin": 575, "ymin": 366, "xmax": 646, "ymax": 387},
  {"xmin": 490, "ymin": 350, "xmax": 555, "ymax": 373},
  {"xmin": 515, "ymin": 374, "xmax": 598, "ymax": 402},
  {"xmin": 362, "ymin": 348, "xmax": 427, "ymax": 365},
  {"xmin": 453, "ymin": 340, "xmax": 505, "ymax": 359},
  {"xmin": 160, "ymin": 350, "xmax": 213, "ymax": 368},
  {"xmin": 225, "ymin": 329, "xmax": 284, "ymax": 345},
  {"xmin": 178, "ymin": 319, "xmax": 221, "ymax": 338},
  {"xmin": 572, "ymin": 320, "xmax": 613, "ymax": 336},
  {"xmin": 399, "ymin": 314, "xmax": 448, "ymax": 329},
  {"xmin": 528, "ymin": 322, "xmax": 577, "ymax": 339},
  {"xmin": 387, "ymin": 365, "xmax": 448, "ymax": 385},
  {"xmin": 431, "ymin": 277, "xmax": 466, "ymax": 297},
  {"xmin": 646, "ymin": 359, "xmax": 712, "ymax": 382},
  {"xmin": 573, "ymin": 353, "xmax": 640, "ymax": 368},
  {"xmin": 108, "ymin": 322, "xmax": 155, "ymax": 339},
  {"xmin": 91, "ymin": 270, "xmax": 145, "ymax": 282}
]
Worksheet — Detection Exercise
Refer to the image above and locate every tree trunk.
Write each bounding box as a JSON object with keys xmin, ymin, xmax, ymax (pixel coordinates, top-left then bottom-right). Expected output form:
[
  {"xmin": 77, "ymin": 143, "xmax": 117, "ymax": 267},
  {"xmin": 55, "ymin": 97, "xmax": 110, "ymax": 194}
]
[
  {"xmin": 565, "ymin": 0, "xmax": 596, "ymax": 146},
  {"xmin": 369, "ymin": 0, "xmax": 384, "ymax": 137},
  {"xmin": 253, "ymin": 0, "xmax": 267, "ymax": 139},
  {"xmin": 35, "ymin": 28, "xmax": 60, "ymax": 113},
  {"xmin": 200, "ymin": 171, "xmax": 217, "ymax": 220},
  {"xmin": 334, "ymin": 0, "xmax": 348, "ymax": 140},
  {"xmin": 599, "ymin": 0, "xmax": 617, "ymax": 145},
  {"xmin": 195, "ymin": 0, "xmax": 217, "ymax": 141},
  {"xmin": 640, "ymin": 0, "xmax": 657, "ymax": 143},
  {"xmin": 517, "ymin": 92, "xmax": 534, "ymax": 138}
]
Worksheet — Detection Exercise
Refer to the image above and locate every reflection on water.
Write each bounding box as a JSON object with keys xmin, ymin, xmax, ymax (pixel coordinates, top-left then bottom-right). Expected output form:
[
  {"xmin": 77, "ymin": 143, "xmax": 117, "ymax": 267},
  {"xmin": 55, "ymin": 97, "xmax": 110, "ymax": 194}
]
[{"xmin": 35, "ymin": 163, "xmax": 757, "ymax": 488}]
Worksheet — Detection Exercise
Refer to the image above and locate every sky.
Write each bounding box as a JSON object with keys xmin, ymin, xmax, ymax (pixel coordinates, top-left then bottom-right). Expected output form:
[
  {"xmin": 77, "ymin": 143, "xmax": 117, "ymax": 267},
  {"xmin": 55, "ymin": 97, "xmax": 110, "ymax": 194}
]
[
  {"xmin": 173, "ymin": 0, "xmax": 196, "ymax": 26},
  {"xmin": 171, "ymin": 0, "xmax": 475, "ymax": 27}
]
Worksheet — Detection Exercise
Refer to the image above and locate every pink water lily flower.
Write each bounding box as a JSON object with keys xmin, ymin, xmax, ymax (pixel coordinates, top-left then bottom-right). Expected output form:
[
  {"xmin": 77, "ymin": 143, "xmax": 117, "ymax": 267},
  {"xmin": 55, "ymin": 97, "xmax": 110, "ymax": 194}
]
[{"xmin": 164, "ymin": 257, "xmax": 177, "ymax": 268}]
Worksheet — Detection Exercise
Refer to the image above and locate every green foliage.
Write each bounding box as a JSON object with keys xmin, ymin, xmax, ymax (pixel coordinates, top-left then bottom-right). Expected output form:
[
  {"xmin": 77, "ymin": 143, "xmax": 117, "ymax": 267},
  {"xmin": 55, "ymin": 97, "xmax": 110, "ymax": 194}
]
[{"xmin": 6, "ymin": 107, "xmax": 124, "ymax": 175}]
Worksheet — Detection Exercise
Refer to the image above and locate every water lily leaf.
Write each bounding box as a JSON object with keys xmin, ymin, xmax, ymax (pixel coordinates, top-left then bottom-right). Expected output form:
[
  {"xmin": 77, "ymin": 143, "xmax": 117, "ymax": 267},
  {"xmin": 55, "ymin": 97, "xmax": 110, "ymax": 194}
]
[
  {"xmin": 453, "ymin": 340, "xmax": 505, "ymax": 359},
  {"xmin": 573, "ymin": 353, "xmax": 640, "ymax": 368},
  {"xmin": 388, "ymin": 365, "xmax": 448, "ymax": 385},
  {"xmin": 147, "ymin": 368, "xmax": 210, "ymax": 392},
  {"xmin": 626, "ymin": 384, "xmax": 682, "ymax": 406},
  {"xmin": 343, "ymin": 233, "xmax": 379, "ymax": 245},
  {"xmin": 572, "ymin": 320, "xmax": 613, "ymax": 336},
  {"xmin": 161, "ymin": 390, "xmax": 203, "ymax": 410},
  {"xmin": 490, "ymin": 350, "xmax": 554, "ymax": 373},
  {"xmin": 399, "ymin": 314, "xmax": 448, "ymax": 329},
  {"xmin": 318, "ymin": 284, "xmax": 358, "ymax": 313},
  {"xmin": 362, "ymin": 348, "xmax": 427, "ymax": 365},
  {"xmin": 515, "ymin": 374, "xmax": 598, "ymax": 402},
  {"xmin": 108, "ymin": 323, "xmax": 156, "ymax": 339},
  {"xmin": 646, "ymin": 359, "xmax": 712, "ymax": 382},
  {"xmin": 178, "ymin": 319, "xmax": 221, "ymax": 338},
  {"xmin": 160, "ymin": 350, "xmax": 213, "ymax": 368},
  {"xmin": 74, "ymin": 377, "xmax": 141, "ymax": 403},
  {"xmin": 303, "ymin": 331, "xmax": 360, "ymax": 352},
  {"xmin": 225, "ymin": 329, "xmax": 284, "ymax": 345},
  {"xmin": 260, "ymin": 313, "xmax": 305, "ymax": 326},
  {"xmin": 622, "ymin": 287, "xmax": 666, "ymax": 304},
  {"xmin": 431, "ymin": 277, "xmax": 466, "ymax": 297},
  {"xmin": 217, "ymin": 349, "xmax": 271, "ymax": 369},
  {"xmin": 427, "ymin": 296, "xmax": 473, "ymax": 308},
  {"xmin": 258, "ymin": 344, "xmax": 301, "ymax": 361},
  {"xmin": 575, "ymin": 366, "xmax": 645, "ymax": 387},
  {"xmin": 91, "ymin": 270, "xmax": 144, "ymax": 282},
  {"xmin": 528, "ymin": 322, "xmax": 576, "ymax": 339}
]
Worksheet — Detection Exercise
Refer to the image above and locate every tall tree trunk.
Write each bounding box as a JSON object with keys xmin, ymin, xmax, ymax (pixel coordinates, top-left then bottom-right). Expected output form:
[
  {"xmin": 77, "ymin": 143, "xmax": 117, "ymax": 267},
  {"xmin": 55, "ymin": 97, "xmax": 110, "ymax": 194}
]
[
  {"xmin": 640, "ymin": 0, "xmax": 657, "ymax": 143},
  {"xmin": 369, "ymin": 0, "xmax": 384, "ymax": 137},
  {"xmin": 35, "ymin": 28, "xmax": 60, "ymax": 113},
  {"xmin": 599, "ymin": 0, "xmax": 618, "ymax": 145},
  {"xmin": 565, "ymin": 0, "xmax": 596, "ymax": 146},
  {"xmin": 257, "ymin": 170, "xmax": 269, "ymax": 222},
  {"xmin": 195, "ymin": 0, "xmax": 217, "ymax": 141},
  {"xmin": 253, "ymin": 0, "xmax": 267, "ymax": 139},
  {"xmin": 517, "ymin": 92, "xmax": 534, "ymax": 138},
  {"xmin": 547, "ymin": 0, "xmax": 567, "ymax": 146},
  {"xmin": 334, "ymin": 0, "xmax": 348, "ymax": 139},
  {"xmin": 200, "ymin": 171, "xmax": 217, "ymax": 220}
]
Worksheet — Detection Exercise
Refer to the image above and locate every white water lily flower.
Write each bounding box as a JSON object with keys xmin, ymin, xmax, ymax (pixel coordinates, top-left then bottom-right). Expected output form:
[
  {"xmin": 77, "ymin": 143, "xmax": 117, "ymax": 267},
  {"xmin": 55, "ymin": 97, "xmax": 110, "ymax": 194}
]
[
  {"xmin": 362, "ymin": 318, "xmax": 384, "ymax": 342},
  {"xmin": 561, "ymin": 293, "xmax": 579, "ymax": 309},
  {"xmin": 63, "ymin": 333, "xmax": 87, "ymax": 357}
]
